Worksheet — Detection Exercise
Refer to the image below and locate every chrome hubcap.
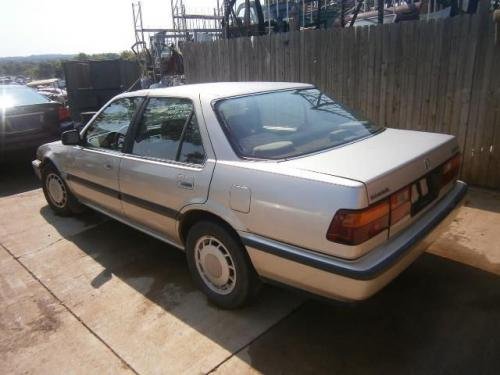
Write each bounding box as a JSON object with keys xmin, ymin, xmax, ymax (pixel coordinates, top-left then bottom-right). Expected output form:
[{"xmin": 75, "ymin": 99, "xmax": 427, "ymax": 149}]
[
  {"xmin": 194, "ymin": 235, "xmax": 236, "ymax": 295},
  {"xmin": 46, "ymin": 173, "xmax": 67, "ymax": 208}
]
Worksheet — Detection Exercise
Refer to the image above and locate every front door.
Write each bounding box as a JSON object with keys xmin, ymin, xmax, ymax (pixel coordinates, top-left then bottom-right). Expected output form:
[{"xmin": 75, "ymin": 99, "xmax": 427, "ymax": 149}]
[
  {"xmin": 66, "ymin": 97, "xmax": 143, "ymax": 214},
  {"xmin": 119, "ymin": 96, "xmax": 215, "ymax": 241}
]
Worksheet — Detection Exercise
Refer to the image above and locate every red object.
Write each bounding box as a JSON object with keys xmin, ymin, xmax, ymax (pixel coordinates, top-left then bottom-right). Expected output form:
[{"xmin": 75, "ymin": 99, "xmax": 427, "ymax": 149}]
[
  {"xmin": 327, "ymin": 200, "xmax": 390, "ymax": 245},
  {"xmin": 441, "ymin": 153, "xmax": 461, "ymax": 187},
  {"xmin": 390, "ymin": 186, "xmax": 411, "ymax": 225},
  {"xmin": 58, "ymin": 105, "xmax": 71, "ymax": 121}
]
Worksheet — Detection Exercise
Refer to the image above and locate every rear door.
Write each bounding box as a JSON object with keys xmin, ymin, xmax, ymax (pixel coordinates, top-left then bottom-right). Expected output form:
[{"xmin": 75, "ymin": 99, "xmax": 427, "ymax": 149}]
[
  {"xmin": 65, "ymin": 97, "xmax": 143, "ymax": 214},
  {"xmin": 119, "ymin": 96, "xmax": 215, "ymax": 240}
]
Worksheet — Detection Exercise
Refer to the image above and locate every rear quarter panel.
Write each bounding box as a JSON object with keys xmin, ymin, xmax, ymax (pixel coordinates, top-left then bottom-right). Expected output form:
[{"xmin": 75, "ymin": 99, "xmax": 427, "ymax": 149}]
[{"xmin": 208, "ymin": 160, "xmax": 385, "ymax": 259}]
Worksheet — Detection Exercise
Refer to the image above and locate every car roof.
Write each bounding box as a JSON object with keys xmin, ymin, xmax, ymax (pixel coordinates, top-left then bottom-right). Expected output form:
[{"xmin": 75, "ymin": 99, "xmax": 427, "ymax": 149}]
[{"xmin": 118, "ymin": 82, "xmax": 314, "ymax": 101}]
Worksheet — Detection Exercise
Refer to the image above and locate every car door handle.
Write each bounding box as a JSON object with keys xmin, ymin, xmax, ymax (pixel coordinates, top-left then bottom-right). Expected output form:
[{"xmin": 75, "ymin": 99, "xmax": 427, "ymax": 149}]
[
  {"xmin": 177, "ymin": 174, "xmax": 194, "ymax": 190},
  {"xmin": 104, "ymin": 163, "xmax": 113, "ymax": 170},
  {"xmin": 178, "ymin": 181, "xmax": 194, "ymax": 189}
]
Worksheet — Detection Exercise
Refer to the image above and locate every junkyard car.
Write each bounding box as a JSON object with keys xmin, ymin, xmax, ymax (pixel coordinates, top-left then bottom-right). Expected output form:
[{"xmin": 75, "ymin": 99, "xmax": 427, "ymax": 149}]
[
  {"xmin": 32, "ymin": 82, "xmax": 467, "ymax": 308},
  {"xmin": 1, "ymin": 84, "xmax": 71, "ymax": 160}
]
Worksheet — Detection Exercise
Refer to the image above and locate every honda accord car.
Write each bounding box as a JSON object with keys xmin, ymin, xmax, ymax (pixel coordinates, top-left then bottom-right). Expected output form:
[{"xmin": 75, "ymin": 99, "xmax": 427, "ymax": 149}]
[{"xmin": 32, "ymin": 82, "xmax": 467, "ymax": 308}]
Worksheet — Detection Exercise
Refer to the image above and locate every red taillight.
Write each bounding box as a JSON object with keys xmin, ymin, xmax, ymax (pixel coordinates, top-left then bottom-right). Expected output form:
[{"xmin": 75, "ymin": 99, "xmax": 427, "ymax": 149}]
[
  {"xmin": 441, "ymin": 153, "xmax": 460, "ymax": 187},
  {"xmin": 327, "ymin": 187, "xmax": 411, "ymax": 246},
  {"xmin": 328, "ymin": 154, "xmax": 461, "ymax": 246},
  {"xmin": 327, "ymin": 200, "xmax": 390, "ymax": 245},
  {"xmin": 390, "ymin": 186, "xmax": 411, "ymax": 225},
  {"xmin": 58, "ymin": 106, "xmax": 71, "ymax": 121}
]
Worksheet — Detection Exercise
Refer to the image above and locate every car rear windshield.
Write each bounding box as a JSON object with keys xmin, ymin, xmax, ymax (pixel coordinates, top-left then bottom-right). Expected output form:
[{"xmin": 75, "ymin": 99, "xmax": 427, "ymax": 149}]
[
  {"xmin": 214, "ymin": 88, "xmax": 383, "ymax": 159},
  {"xmin": 0, "ymin": 85, "xmax": 51, "ymax": 108}
]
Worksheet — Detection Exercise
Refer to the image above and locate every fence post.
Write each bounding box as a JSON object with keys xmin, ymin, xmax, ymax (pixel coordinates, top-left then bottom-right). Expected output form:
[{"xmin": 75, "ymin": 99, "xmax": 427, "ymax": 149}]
[{"xmin": 494, "ymin": 10, "xmax": 500, "ymax": 45}]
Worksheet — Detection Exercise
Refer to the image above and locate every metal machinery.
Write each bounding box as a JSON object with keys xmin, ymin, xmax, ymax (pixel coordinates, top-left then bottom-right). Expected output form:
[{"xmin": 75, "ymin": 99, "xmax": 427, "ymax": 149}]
[
  {"xmin": 220, "ymin": 1, "xmax": 426, "ymax": 37},
  {"xmin": 131, "ymin": 1, "xmax": 223, "ymax": 86},
  {"xmin": 222, "ymin": 0, "xmax": 342, "ymax": 38}
]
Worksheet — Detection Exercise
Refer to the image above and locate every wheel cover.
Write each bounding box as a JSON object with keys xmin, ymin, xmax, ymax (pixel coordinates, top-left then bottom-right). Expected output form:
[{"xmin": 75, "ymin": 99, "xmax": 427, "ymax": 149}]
[
  {"xmin": 46, "ymin": 173, "xmax": 67, "ymax": 208},
  {"xmin": 194, "ymin": 235, "xmax": 236, "ymax": 295}
]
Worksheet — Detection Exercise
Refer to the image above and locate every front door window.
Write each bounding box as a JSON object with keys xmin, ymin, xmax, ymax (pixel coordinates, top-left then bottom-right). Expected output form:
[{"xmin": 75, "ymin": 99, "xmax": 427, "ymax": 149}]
[{"xmin": 84, "ymin": 97, "xmax": 142, "ymax": 151}]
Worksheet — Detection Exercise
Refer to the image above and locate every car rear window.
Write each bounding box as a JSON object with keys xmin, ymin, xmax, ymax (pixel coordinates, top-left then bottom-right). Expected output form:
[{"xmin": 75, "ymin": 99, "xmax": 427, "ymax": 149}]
[
  {"xmin": 0, "ymin": 85, "xmax": 51, "ymax": 108},
  {"xmin": 214, "ymin": 88, "xmax": 383, "ymax": 160}
]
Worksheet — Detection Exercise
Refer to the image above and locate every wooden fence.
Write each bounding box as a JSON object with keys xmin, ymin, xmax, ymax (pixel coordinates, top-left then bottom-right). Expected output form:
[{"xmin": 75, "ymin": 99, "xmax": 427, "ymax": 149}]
[{"xmin": 184, "ymin": 8, "xmax": 500, "ymax": 189}]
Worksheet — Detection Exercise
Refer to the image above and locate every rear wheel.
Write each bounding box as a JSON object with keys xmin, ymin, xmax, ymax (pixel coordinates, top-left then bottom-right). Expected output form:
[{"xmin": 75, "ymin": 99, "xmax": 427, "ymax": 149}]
[
  {"xmin": 186, "ymin": 221, "xmax": 261, "ymax": 309},
  {"xmin": 41, "ymin": 163, "xmax": 83, "ymax": 216}
]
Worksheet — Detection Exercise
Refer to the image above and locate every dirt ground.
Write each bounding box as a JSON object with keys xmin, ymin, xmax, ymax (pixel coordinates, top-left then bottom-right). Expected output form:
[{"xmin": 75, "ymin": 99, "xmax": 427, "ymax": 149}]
[{"xmin": 1, "ymin": 159, "xmax": 499, "ymax": 375}]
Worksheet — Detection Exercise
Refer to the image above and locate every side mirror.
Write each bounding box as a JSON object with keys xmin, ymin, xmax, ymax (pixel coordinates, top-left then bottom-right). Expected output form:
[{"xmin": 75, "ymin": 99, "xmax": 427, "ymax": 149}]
[{"xmin": 61, "ymin": 129, "xmax": 81, "ymax": 145}]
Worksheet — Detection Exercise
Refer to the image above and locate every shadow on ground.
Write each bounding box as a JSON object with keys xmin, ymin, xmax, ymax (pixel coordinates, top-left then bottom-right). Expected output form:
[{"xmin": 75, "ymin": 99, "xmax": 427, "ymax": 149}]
[
  {"xmin": 38, "ymin": 206, "xmax": 500, "ymax": 374},
  {"xmin": 464, "ymin": 187, "xmax": 500, "ymax": 214},
  {"xmin": 233, "ymin": 254, "xmax": 500, "ymax": 375},
  {"xmin": 0, "ymin": 152, "xmax": 40, "ymax": 197}
]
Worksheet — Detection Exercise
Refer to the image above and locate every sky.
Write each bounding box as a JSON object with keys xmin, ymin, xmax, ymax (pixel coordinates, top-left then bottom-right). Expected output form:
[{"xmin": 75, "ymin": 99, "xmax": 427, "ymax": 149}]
[{"xmin": 0, "ymin": 0, "xmax": 220, "ymax": 57}]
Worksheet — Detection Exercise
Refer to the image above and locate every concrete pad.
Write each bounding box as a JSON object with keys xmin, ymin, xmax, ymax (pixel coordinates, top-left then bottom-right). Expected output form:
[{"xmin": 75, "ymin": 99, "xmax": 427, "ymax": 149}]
[
  {"xmin": 0, "ymin": 189, "xmax": 105, "ymax": 258},
  {"xmin": 0, "ymin": 245, "xmax": 134, "ymax": 375},
  {"xmin": 428, "ymin": 187, "xmax": 500, "ymax": 275},
  {"xmin": 3, "ymin": 184, "xmax": 499, "ymax": 374},
  {"xmin": 3, "ymin": 190, "xmax": 303, "ymax": 374},
  {"xmin": 0, "ymin": 158, "xmax": 40, "ymax": 198},
  {"xmin": 215, "ymin": 254, "xmax": 500, "ymax": 374}
]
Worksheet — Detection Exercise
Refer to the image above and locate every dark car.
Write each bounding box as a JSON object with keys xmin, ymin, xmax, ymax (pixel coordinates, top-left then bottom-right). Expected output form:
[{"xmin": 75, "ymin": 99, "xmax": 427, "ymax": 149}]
[{"xmin": 0, "ymin": 85, "xmax": 72, "ymax": 160}]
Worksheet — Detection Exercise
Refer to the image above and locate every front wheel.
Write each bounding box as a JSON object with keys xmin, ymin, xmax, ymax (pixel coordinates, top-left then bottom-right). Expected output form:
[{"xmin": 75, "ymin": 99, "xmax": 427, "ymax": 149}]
[
  {"xmin": 186, "ymin": 221, "xmax": 261, "ymax": 309},
  {"xmin": 41, "ymin": 163, "xmax": 83, "ymax": 216}
]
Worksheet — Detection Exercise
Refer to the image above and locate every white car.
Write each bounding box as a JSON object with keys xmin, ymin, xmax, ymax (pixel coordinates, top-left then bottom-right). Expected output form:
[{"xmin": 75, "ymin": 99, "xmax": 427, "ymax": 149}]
[{"xmin": 33, "ymin": 82, "xmax": 467, "ymax": 308}]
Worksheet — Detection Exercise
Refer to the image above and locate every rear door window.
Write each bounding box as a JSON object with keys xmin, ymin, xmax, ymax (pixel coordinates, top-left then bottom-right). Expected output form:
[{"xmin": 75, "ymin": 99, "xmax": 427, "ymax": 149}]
[
  {"xmin": 178, "ymin": 115, "xmax": 205, "ymax": 164},
  {"xmin": 130, "ymin": 97, "xmax": 205, "ymax": 164}
]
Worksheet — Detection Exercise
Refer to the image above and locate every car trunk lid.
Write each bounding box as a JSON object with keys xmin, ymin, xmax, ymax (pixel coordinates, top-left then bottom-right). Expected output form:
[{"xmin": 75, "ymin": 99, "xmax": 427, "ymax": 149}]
[
  {"xmin": 284, "ymin": 128, "xmax": 459, "ymax": 205},
  {"xmin": 1, "ymin": 102, "xmax": 61, "ymax": 135}
]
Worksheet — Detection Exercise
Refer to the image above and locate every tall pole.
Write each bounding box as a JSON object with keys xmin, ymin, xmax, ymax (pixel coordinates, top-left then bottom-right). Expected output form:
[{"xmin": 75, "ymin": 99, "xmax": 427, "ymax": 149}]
[
  {"xmin": 377, "ymin": 0, "xmax": 384, "ymax": 24},
  {"xmin": 132, "ymin": 3, "xmax": 138, "ymax": 43},
  {"xmin": 267, "ymin": 0, "xmax": 272, "ymax": 34},
  {"xmin": 139, "ymin": 1, "xmax": 145, "ymax": 45},
  {"xmin": 170, "ymin": 0, "xmax": 175, "ymax": 31},
  {"xmin": 302, "ymin": 0, "xmax": 305, "ymax": 28}
]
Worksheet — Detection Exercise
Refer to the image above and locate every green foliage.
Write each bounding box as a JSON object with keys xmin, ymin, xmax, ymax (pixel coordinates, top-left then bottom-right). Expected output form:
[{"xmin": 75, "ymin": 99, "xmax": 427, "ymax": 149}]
[
  {"xmin": 0, "ymin": 50, "xmax": 137, "ymax": 80},
  {"xmin": 120, "ymin": 50, "xmax": 136, "ymax": 61}
]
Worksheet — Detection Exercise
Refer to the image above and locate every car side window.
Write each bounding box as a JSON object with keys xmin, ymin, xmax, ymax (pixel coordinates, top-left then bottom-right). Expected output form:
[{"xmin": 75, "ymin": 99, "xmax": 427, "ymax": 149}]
[
  {"xmin": 84, "ymin": 97, "xmax": 142, "ymax": 151},
  {"xmin": 131, "ymin": 97, "xmax": 205, "ymax": 164},
  {"xmin": 178, "ymin": 115, "xmax": 205, "ymax": 164}
]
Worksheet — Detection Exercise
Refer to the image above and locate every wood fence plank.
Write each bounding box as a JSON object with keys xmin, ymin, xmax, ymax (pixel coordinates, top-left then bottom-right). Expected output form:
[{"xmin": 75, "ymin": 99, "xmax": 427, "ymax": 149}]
[
  {"xmin": 417, "ymin": 20, "xmax": 434, "ymax": 131},
  {"xmin": 462, "ymin": 11, "xmax": 489, "ymax": 184},
  {"xmin": 426, "ymin": 19, "xmax": 444, "ymax": 133},
  {"xmin": 475, "ymin": 21, "xmax": 498, "ymax": 186}
]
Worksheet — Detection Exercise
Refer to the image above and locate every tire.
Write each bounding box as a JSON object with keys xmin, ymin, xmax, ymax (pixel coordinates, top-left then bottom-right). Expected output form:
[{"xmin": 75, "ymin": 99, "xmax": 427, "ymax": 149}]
[
  {"xmin": 186, "ymin": 221, "xmax": 261, "ymax": 309},
  {"xmin": 41, "ymin": 163, "xmax": 84, "ymax": 216}
]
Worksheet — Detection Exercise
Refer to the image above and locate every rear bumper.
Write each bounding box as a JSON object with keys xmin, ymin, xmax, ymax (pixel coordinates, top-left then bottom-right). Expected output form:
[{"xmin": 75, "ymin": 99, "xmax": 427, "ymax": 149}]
[
  {"xmin": 1, "ymin": 132, "xmax": 58, "ymax": 154},
  {"xmin": 242, "ymin": 180, "xmax": 468, "ymax": 301}
]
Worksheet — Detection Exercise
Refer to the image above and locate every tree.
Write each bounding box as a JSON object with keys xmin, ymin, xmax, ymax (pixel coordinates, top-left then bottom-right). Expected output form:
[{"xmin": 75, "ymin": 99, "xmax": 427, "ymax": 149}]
[
  {"xmin": 120, "ymin": 50, "xmax": 136, "ymax": 61},
  {"xmin": 76, "ymin": 52, "xmax": 89, "ymax": 61}
]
